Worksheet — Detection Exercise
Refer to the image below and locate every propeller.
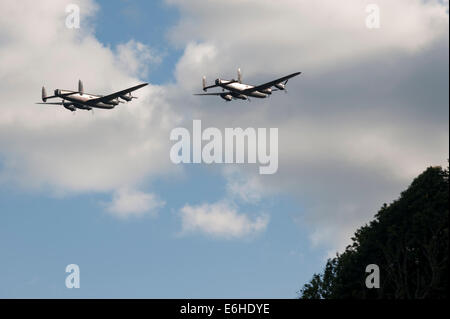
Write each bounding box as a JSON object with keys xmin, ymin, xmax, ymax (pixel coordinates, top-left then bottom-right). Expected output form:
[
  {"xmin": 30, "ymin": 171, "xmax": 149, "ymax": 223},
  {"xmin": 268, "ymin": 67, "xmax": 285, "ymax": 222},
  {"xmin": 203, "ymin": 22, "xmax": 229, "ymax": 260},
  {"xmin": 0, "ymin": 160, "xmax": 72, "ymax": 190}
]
[{"xmin": 271, "ymin": 88, "xmax": 287, "ymax": 93}]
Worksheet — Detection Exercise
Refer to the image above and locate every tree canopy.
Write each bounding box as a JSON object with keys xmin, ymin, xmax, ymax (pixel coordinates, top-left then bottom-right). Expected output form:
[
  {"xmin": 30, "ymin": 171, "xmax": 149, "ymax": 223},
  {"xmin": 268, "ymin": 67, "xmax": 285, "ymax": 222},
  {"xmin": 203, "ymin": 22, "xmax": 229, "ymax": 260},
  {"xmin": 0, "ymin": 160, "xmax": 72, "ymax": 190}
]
[{"xmin": 299, "ymin": 165, "xmax": 449, "ymax": 299}]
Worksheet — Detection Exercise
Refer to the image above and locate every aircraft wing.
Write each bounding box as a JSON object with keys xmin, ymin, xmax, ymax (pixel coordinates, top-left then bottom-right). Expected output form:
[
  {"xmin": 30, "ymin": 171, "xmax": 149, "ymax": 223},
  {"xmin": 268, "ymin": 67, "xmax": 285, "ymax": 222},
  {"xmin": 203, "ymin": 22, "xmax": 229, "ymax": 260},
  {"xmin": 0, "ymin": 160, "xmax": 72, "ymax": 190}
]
[
  {"xmin": 90, "ymin": 83, "xmax": 148, "ymax": 103},
  {"xmin": 242, "ymin": 72, "xmax": 301, "ymax": 94},
  {"xmin": 202, "ymin": 80, "xmax": 239, "ymax": 92},
  {"xmin": 203, "ymin": 84, "xmax": 220, "ymax": 91},
  {"xmin": 194, "ymin": 92, "xmax": 228, "ymax": 96}
]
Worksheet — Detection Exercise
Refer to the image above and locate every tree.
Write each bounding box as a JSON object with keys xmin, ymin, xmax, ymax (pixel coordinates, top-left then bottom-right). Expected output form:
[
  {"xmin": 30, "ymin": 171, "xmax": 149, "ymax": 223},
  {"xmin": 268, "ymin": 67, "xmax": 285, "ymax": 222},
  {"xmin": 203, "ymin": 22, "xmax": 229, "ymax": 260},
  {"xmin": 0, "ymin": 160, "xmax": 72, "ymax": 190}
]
[{"xmin": 299, "ymin": 165, "xmax": 449, "ymax": 299}]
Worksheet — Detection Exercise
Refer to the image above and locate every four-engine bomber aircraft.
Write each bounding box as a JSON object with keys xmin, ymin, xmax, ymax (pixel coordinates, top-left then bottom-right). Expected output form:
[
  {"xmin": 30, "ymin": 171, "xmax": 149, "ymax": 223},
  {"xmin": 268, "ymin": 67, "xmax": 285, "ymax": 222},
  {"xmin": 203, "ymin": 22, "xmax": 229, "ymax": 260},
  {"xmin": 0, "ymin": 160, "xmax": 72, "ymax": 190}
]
[
  {"xmin": 37, "ymin": 80, "xmax": 148, "ymax": 112},
  {"xmin": 194, "ymin": 69, "xmax": 301, "ymax": 101}
]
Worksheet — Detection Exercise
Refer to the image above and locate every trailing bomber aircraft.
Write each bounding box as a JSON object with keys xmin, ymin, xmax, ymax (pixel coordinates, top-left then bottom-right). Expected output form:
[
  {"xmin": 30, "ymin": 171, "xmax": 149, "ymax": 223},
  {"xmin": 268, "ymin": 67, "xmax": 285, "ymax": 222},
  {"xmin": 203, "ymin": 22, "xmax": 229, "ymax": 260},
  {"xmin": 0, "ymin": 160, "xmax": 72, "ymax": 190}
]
[
  {"xmin": 37, "ymin": 80, "xmax": 148, "ymax": 112},
  {"xmin": 194, "ymin": 69, "xmax": 301, "ymax": 101}
]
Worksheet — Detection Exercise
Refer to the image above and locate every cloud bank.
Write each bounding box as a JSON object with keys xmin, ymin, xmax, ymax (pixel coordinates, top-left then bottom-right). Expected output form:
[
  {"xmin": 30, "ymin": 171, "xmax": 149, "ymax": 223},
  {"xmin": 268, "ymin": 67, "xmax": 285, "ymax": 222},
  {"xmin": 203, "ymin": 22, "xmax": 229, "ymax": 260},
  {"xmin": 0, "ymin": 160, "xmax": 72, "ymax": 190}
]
[
  {"xmin": 167, "ymin": 0, "xmax": 449, "ymax": 250},
  {"xmin": 0, "ymin": 0, "xmax": 178, "ymax": 218}
]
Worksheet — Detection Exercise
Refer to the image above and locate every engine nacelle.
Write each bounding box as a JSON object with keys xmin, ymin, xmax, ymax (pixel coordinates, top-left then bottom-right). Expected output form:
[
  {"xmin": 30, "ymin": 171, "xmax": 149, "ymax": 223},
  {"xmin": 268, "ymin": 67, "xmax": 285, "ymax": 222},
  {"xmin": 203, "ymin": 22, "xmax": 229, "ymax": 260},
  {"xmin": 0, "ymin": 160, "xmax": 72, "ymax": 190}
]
[
  {"xmin": 105, "ymin": 98, "xmax": 120, "ymax": 106},
  {"xmin": 119, "ymin": 94, "xmax": 133, "ymax": 102},
  {"xmin": 275, "ymin": 83, "xmax": 286, "ymax": 90},
  {"xmin": 63, "ymin": 103, "xmax": 76, "ymax": 112},
  {"xmin": 220, "ymin": 93, "xmax": 233, "ymax": 101},
  {"xmin": 260, "ymin": 88, "xmax": 272, "ymax": 95},
  {"xmin": 234, "ymin": 94, "xmax": 248, "ymax": 100},
  {"xmin": 73, "ymin": 103, "xmax": 91, "ymax": 110}
]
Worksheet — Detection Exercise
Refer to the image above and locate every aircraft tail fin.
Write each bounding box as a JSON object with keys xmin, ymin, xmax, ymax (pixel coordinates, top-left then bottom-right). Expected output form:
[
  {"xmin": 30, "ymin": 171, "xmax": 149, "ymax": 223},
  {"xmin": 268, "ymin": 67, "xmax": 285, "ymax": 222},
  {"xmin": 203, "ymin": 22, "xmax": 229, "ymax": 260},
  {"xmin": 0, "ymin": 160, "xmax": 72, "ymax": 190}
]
[
  {"xmin": 42, "ymin": 86, "xmax": 47, "ymax": 102},
  {"xmin": 202, "ymin": 76, "xmax": 207, "ymax": 91},
  {"xmin": 78, "ymin": 79, "xmax": 84, "ymax": 95},
  {"xmin": 237, "ymin": 68, "xmax": 242, "ymax": 83}
]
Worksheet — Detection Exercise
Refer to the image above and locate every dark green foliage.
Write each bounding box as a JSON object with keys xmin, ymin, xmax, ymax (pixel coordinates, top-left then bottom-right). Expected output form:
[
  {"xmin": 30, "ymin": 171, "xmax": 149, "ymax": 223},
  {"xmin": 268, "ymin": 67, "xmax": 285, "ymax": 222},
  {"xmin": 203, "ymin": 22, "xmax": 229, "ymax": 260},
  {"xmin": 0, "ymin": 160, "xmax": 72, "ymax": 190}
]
[{"xmin": 299, "ymin": 166, "xmax": 449, "ymax": 299}]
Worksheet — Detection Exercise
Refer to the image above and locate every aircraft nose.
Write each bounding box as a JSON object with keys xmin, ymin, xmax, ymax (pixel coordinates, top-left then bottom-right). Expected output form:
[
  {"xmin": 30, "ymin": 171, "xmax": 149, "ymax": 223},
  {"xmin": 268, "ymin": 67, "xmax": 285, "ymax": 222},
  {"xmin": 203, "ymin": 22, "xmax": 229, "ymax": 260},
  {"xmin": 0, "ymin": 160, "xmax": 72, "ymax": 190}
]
[{"xmin": 215, "ymin": 79, "xmax": 221, "ymax": 85}]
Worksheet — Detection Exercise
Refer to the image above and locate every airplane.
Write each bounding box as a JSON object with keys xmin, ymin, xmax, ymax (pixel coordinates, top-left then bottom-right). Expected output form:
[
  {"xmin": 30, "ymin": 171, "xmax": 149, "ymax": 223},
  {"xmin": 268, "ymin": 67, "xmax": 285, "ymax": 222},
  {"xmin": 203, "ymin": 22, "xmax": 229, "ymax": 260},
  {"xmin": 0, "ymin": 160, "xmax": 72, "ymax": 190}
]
[
  {"xmin": 194, "ymin": 68, "xmax": 301, "ymax": 101},
  {"xmin": 37, "ymin": 80, "xmax": 148, "ymax": 112}
]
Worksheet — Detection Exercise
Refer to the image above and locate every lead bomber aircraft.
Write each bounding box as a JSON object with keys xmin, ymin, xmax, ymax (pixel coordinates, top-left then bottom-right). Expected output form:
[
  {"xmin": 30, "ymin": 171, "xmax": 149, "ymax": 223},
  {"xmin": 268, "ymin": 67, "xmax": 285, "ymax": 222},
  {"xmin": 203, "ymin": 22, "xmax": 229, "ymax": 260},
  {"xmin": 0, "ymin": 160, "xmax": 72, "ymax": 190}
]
[
  {"xmin": 37, "ymin": 80, "xmax": 148, "ymax": 112},
  {"xmin": 194, "ymin": 68, "xmax": 301, "ymax": 101}
]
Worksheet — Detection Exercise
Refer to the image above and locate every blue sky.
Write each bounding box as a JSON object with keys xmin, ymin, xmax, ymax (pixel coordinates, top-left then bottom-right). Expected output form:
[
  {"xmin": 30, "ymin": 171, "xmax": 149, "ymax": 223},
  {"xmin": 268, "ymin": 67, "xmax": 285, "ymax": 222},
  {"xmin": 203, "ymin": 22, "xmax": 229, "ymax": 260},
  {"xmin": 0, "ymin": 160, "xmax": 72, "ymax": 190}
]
[
  {"xmin": 0, "ymin": 0, "xmax": 448, "ymax": 298},
  {"xmin": 0, "ymin": 165, "xmax": 320, "ymax": 298},
  {"xmin": 93, "ymin": 0, "xmax": 182, "ymax": 84}
]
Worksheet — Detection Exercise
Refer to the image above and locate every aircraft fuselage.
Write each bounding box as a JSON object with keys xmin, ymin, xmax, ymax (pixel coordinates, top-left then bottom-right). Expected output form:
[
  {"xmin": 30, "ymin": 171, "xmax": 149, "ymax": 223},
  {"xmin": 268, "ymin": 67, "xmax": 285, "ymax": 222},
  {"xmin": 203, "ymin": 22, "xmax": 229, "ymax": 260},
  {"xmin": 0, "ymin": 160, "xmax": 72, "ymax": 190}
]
[
  {"xmin": 54, "ymin": 89, "xmax": 117, "ymax": 109},
  {"xmin": 216, "ymin": 79, "xmax": 268, "ymax": 98}
]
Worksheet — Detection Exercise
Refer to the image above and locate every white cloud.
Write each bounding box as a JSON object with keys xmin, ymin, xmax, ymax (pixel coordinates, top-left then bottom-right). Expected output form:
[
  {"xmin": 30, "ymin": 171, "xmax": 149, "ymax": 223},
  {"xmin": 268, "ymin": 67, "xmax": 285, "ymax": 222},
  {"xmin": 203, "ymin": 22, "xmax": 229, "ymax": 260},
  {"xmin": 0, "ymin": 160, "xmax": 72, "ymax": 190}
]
[
  {"xmin": 169, "ymin": 0, "xmax": 448, "ymax": 81},
  {"xmin": 0, "ymin": 0, "xmax": 180, "ymax": 196},
  {"xmin": 116, "ymin": 40, "xmax": 162, "ymax": 78},
  {"xmin": 179, "ymin": 201, "xmax": 269, "ymax": 239},
  {"xmin": 106, "ymin": 188, "xmax": 165, "ymax": 218},
  {"xmin": 226, "ymin": 175, "xmax": 263, "ymax": 204},
  {"xmin": 223, "ymin": 166, "xmax": 274, "ymax": 204}
]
